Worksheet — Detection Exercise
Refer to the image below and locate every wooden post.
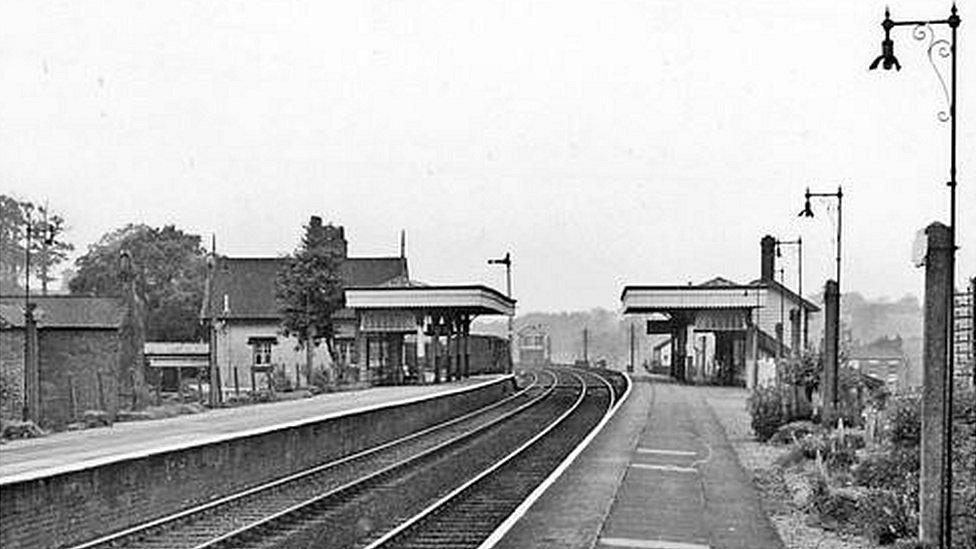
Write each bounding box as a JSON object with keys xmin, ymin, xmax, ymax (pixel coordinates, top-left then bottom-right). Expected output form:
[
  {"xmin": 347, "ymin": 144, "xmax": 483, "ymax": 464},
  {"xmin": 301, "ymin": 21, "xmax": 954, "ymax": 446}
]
[
  {"xmin": 448, "ymin": 317, "xmax": 457, "ymax": 382},
  {"xmin": 920, "ymin": 222, "xmax": 951, "ymax": 546},
  {"xmin": 233, "ymin": 367, "xmax": 240, "ymax": 396},
  {"xmin": 68, "ymin": 375, "xmax": 77, "ymax": 422},
  {"xmin": 629, "ymin": 323, "xmax": 635, "ymax": 373},
  {"xmin": 463, "ymin": 317, "xmax": 470, "ymax": 378},
  {"xmin": 155, "ymin": 369, "xmax": 161, "ymax": 405},
  {"xmin": 96, "ymin": 372, "xmax": 105, "ymax": 411},
  {"xmin": 432, "ymin": 317, "xmax": 441, "ymax": 384},
  {"xmin": 177, "ymin": 366, "xmax": 184, "ymax": 403}
]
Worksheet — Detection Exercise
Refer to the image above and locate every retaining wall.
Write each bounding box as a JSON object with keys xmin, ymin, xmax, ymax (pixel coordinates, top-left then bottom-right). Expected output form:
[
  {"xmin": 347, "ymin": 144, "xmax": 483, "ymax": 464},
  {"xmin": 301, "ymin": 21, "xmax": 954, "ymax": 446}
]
[{"xmin": 0, "ymin": 376, "xmax": 514, "ymax": 549}]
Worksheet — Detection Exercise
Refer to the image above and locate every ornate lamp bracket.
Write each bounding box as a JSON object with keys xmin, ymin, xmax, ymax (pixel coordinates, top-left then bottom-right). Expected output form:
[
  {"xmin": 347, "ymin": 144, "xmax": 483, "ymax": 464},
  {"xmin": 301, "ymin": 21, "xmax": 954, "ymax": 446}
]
[{"xmin": 911, "ymin": 23, "xmax": 954, "ymax": 122}]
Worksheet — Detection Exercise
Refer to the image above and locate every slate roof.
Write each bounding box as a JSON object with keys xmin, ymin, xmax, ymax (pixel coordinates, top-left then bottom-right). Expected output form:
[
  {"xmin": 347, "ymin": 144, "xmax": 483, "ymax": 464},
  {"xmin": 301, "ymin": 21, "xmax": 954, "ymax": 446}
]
[
  {"xmin": 748, "ymin": 278, "xmax": 821, "ymax": 312},
  {"xmin": 203, "ymin": 256, "xmax": 409, "ymax": 320},
  {"xmin": 0, "ymin": 295, "xmax": 125, "ymax": 329}
]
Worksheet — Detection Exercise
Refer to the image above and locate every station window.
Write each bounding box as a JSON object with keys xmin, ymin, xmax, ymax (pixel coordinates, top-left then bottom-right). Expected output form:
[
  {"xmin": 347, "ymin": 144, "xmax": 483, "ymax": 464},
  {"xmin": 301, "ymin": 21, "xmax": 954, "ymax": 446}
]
[{"xmin": 252, "ymin": 341, "xmax": 272, "ymax": 365}]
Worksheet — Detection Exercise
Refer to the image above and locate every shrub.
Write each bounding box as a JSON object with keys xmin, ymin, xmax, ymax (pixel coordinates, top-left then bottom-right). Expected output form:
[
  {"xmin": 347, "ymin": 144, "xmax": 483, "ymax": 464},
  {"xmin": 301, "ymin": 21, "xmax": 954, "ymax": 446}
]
[
  {"xmin": 798, "ymin": 430, "xmax": 863, "ymax": 471},
  {"xmin": 309, "ymin": 368, "xmax": 331, "ymax": 391},
  {"xmin": 854, "ymin": 488, "xmax": 916, "ymax": 545},
  {"xmin": 853, "ymin": 447, "xmax": 919, "ymax": 492},
  {"xmin": 885, "ymin": 394, "xmax": 921, "ymax": 447},
  {"xmin": 271, "ymin": 368, "xmax": 294, "ymax": 392},
  {"xmin": 747, "ymin": 384, "xmax": 787, "ymax": 442},
  {"xmin": 1, "ymin": 419, "xmax": 45, "ymax": 439},
  {"xmin": 808, "ymin": 475, "xmax": 860, "ymax": 530},
  {"xmin": 769, "ymin": 420, "xmax": 821, "ymax": 445}
]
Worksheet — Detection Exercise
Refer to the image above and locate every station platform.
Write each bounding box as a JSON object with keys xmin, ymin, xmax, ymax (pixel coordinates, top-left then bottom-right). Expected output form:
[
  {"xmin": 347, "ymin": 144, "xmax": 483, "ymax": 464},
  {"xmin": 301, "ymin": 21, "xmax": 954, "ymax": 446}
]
[
  {"xmin": 495, "ymin": 372, "xmax": 782, "ymax": 549},
  {"xmin": 0, "ymin": 375, "xmax": 506, "ymax": 484}
]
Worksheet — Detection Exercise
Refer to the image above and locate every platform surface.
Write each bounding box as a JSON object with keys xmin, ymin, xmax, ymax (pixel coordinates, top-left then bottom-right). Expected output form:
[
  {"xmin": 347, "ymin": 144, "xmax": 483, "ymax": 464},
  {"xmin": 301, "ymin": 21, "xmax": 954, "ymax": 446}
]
[
  {"xmin": 0, "ymin": 375, "xmax": 506, "ymax": 483},
  {"xmin": 495, "ymin": 372, "xmax": 782, "ymax": 549}
]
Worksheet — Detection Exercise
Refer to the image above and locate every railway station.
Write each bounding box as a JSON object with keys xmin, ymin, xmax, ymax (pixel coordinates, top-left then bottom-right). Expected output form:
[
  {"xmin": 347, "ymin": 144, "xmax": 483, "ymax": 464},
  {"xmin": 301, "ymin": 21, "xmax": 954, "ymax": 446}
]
[{"xmin": 622, "ymin": 235, "xmax": 819, "ymax": 388}]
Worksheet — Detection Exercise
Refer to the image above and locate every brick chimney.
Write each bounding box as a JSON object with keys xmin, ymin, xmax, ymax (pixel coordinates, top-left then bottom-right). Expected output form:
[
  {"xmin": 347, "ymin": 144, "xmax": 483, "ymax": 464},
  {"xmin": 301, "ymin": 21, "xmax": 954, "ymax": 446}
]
[
  {"xmin": 323, "ymin": 224, "xmax": 347, "ymax": 258},
  {"xmin": 306, "ymin": 216, "xmax": 348, "ymax": 258},
  {"xmin": 760, "ymin": 235, "xmax": 776, "ymax": 281}
]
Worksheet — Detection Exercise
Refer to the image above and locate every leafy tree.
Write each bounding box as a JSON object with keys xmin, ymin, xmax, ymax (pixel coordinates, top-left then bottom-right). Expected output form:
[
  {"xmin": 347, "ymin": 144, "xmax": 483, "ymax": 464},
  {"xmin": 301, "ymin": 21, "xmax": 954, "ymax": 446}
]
[
  {"xmin": 69, "ymin": 224, "xmax": 206, "ymax": 341},
  {"xmin": 276, "ymin": 220, "xmax": 345, "ymax": 386},
  {"xmin": 0, "ymin": 195, "xmax": 27, "ymax": 293},
  {"xmin": 0, "ymin": 195, "xmax": 74, "ymax": 294}
]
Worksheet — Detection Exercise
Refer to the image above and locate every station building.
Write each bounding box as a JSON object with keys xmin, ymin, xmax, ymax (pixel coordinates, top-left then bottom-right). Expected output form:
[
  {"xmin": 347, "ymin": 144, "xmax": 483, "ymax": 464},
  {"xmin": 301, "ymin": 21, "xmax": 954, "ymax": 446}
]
[
  {"xmin": 201, "ymin": 217, "xmax": 514, "ymax": 395},
  {"xmin": 621, "ymin": 235, "xmax": 820, "ymax": 387}
]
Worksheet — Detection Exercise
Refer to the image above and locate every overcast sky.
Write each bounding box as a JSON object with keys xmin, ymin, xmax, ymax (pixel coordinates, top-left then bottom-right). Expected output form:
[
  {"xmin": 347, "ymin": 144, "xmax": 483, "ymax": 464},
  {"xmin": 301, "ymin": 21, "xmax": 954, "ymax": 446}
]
[{"xmin": 2, "ymin": 1, "xmax": 973, "ymax": 313}]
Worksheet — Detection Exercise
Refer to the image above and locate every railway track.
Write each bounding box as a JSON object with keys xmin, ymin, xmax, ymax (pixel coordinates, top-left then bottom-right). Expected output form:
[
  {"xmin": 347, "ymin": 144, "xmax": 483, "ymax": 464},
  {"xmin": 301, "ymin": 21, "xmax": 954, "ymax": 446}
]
[
  {"xmin": 365, "ymin": 368, "xmax": 622, "ymax": 549},
  {"xmin": 69, "ymin": 370, "xmax": 552, "ymax": 549},
  {"xmin": 69, "ymin": 366, "xmax": 628, "ymax": 549}
]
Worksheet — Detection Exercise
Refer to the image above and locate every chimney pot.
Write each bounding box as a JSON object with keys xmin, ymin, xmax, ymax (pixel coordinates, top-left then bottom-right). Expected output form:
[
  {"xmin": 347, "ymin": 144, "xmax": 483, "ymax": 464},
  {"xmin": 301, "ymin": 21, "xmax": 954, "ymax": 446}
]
[{"xmin": 761, "ymin": 235, "xmax": 776, "ymax": 281}]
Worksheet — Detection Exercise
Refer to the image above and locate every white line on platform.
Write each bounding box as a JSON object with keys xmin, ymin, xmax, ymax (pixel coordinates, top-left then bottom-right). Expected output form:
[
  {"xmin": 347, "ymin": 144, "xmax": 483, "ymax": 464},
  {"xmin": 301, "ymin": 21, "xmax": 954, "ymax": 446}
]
[
  {"xmin": 636, "ymin": 447, "xmax": 697, "ymax": 457},
  {"xmin": 600, "ymin": 536, "xmax": 710, "ymax": 549},
  {"xmin": 630, "ymin": 463, "xmax": 697, "ymax": 473}
]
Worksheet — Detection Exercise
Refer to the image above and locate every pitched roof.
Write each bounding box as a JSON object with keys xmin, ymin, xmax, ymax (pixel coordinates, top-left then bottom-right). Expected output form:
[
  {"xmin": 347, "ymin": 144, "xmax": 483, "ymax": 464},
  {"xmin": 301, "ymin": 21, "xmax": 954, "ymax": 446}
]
[
  {"xmin": 0, "ymin": 295, "xmax": 125, "ymax": 329},
  {"xmin": 748, "ymin": 278, "xmax": 820, "ymax": 312},
  {"xmin": 204, "ymin": 256, "xmax": 409, "ymax": 320}
]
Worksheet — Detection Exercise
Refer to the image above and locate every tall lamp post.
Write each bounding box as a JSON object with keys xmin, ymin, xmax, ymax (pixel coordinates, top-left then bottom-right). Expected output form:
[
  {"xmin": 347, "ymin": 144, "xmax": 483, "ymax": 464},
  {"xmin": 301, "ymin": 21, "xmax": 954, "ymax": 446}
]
[
  {"xmin": 21, "ymin": 203, "xmax": 55, "ymax": 422},
  {"xmin": 488, "ymin": 252, "xmax": 513, "ymax": 372},
  {"xmin": 799, "ymin": 185, "xmax": 843, "ymax": 423},
  {"xmin": 776, "ymin": 236, "xmax": 804, "ymax": 348},
  {"xmin": 869, "ymin": 6, "xmax": 961, "ymax": 547}
]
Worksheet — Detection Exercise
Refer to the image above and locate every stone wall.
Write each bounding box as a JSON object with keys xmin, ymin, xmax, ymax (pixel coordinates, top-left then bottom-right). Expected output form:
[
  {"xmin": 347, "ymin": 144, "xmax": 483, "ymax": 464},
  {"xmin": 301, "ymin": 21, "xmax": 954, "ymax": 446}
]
[{"xmin": 0, "ymin": 376, "xmax": 514, "ymax": 549}]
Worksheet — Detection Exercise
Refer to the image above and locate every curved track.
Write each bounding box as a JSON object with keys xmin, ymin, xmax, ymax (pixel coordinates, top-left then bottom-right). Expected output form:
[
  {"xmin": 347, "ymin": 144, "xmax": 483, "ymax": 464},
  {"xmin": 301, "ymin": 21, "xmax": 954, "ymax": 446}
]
[
  {"xmin": 69, "ymin": 366, "xmax": 628, "ymax": 549},
  {"xmin": 69, "ymin": 371, "xmax": 552, "ymax": 549},
  {"xmin": 365, "ymin": 367, "xmax": 624, "ymax": 549}
]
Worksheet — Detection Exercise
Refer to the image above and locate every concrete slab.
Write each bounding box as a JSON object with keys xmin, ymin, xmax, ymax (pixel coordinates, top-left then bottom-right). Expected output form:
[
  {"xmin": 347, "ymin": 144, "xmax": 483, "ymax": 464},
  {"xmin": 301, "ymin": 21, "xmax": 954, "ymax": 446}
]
[
  {"xmin": 493, "ymin": 374, "xmax": 783, "ymax": 549},
  {"xmin": 0, "ymin": 375, "xmax": 506, "ymax": 483}
]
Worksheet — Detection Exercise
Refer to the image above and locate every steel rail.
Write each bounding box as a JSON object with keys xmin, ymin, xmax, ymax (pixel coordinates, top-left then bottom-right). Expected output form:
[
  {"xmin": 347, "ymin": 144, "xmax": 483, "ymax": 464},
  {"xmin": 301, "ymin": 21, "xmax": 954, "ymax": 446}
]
[
  {"xmin": 182, "ymin": 368, "xmax": 565, "ymax": 549},
  {"xmin": 477, "ymin": 368, "xmax": 631, "ymax": 549},
  {"xmin": 362, "ymin": 369, "xmax": 597, "ymax": 549},
  {"xmin": 67, "ymin": 370, "xmax": 548, "ymax": 549}
]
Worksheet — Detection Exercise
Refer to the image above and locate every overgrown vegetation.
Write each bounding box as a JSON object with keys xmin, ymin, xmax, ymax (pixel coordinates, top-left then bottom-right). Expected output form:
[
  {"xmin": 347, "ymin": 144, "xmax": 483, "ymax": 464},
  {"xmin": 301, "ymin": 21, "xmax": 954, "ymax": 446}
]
[{"xmin": 748, "ymin": 380, "xmax": 976, "ymax": 548}]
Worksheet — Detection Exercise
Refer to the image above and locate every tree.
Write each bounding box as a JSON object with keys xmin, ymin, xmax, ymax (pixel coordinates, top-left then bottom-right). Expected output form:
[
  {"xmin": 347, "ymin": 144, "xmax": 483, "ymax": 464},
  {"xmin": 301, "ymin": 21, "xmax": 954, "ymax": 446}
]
[
  {"xmin": 276, "ymin": 219, "xmax": 345, "ymax": 387},
  {"xmin": 0, "ymin": 195, "xmax": 74, "ymax": 294},
  {"xmin": 0, "ymin": 195, "xmax": 27, "ymax": 293},
  {"xmin": 69, "ymin": 224, "xmax": 207, "ymax": 341}
]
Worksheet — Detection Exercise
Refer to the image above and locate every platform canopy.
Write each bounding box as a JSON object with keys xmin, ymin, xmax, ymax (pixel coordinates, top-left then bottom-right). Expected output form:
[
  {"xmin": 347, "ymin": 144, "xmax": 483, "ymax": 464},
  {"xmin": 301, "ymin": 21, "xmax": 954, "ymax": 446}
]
[
  {"xmin": 621, "ymin": 284, "xmax": 766, "ymax": 314},
  {"xmin": 345, "ymin": 285, "xmax": 515, "ymax": 317}
]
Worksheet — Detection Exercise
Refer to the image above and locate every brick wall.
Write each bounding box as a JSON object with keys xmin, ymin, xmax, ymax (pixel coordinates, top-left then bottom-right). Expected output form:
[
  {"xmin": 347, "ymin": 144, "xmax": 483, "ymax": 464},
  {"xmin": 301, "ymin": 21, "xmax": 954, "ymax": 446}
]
[
  {"xmin": 38, "ymin": 330, "xmax": 120, "ymax": 427},
  {"xmin": 0, "ymin": 330, "xmax": 25, "ymax": 422},
  {"xmin": 0, "ymin": 376, "xmax": 514, "ymax": 549},
  {"xmin": 0, "ymin": 328, "xmax": 120, "ymax": 428}
]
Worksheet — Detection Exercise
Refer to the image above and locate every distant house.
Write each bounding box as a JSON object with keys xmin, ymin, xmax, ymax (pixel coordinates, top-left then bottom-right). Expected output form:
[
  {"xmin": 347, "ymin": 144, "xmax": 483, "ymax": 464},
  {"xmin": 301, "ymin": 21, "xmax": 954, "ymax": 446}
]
[
  {"xmin": 144, "ymin": 342, "xmax": 210, "ymax": 392},
  {"xmin": 0, "ymin": 295, "xmax": 129, "ymax": 426},
  {"xmin": 847, "ymin": 335, "xmax": 907, "ymax": 390},
  {"xmin": 201, "ymin": 219, "xmax": 409, "ymax": 394}
]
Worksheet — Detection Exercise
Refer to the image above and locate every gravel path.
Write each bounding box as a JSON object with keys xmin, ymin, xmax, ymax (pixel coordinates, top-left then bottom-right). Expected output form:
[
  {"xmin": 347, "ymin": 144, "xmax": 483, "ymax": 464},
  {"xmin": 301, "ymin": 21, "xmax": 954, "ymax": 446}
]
[{"xmin": 700, "ymin": 386, "xmax": 878, "ymax": 549}]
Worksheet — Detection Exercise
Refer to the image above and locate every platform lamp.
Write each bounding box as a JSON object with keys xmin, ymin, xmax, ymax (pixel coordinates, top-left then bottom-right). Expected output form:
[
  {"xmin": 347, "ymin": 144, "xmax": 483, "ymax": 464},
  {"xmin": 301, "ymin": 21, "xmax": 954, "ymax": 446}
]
[
  {"xmin": 869, "ymin": 6, "xmax": 961, "ymax": 547},
  {"xmin": 798, "ymin": 185, "xmax": 843, "ymax": 427},
  {"xmin": 776, "ymin": 237, "xmax": 804, "ymax": 348},
  {"xmin": 488, "ymin": 252, "xmax": 513, "ymax": 372}
]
